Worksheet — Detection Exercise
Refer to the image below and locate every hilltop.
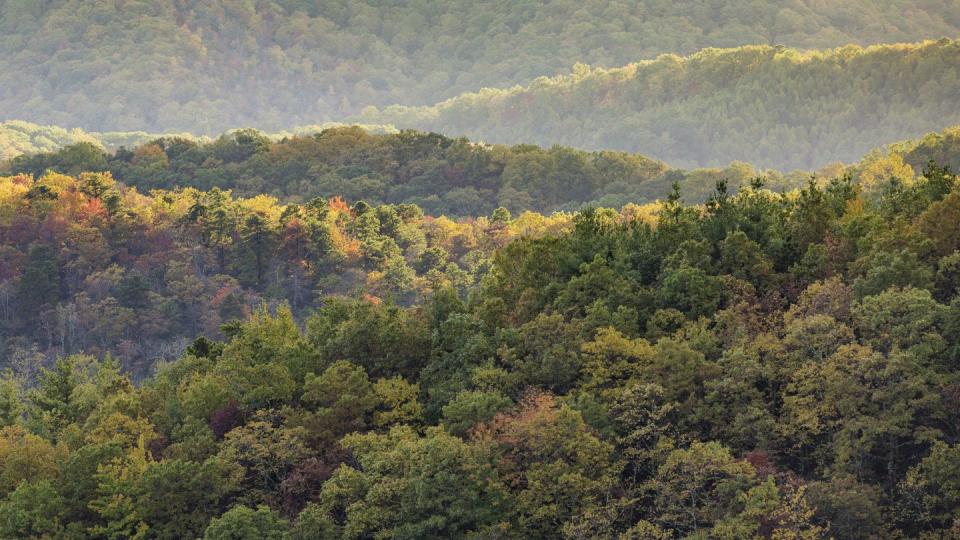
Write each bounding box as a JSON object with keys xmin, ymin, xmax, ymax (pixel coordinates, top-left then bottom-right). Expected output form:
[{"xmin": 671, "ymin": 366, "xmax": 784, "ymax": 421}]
[
  {"xmin": 0, "ymin": 120, "xmax": 396, "ymax": 161},
  {"xmin": 6, "ymin": 122, "xmax": 960, "ymax": 216},
  {"xmin": 2, "ymin": 1, "xmax": 958, "ymax": 133},
  {"xmin": 358, "ymin": 39, "xmax": 960, "ymax": 170}
]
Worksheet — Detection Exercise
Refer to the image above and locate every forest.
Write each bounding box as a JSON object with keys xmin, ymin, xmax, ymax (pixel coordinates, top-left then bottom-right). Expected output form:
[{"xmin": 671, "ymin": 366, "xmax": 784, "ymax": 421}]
[
  {"xmin": 357, "ymin": 39, "xmax": 960, "ymax": 170},
  {"xmin": 0, "ymin": 122, "xmax": 960, "ymax": 537},
  {"xmin": 8, "ymin": 124, "xmax": 960, "ymax": 220},
  {"xmin": 1, "ymin": 126, "xmax": 774, "ymax": 216},
  {"xmin": 4, "ymin": 2, "xmax": 960, "ymax": 537},
  {"xmin": 0, "ymin": 120, "xmax": 399, "ymax": 163},
  {"xmin": 2, "ymin": 1, "xmax": 959, "ymax": 134}
]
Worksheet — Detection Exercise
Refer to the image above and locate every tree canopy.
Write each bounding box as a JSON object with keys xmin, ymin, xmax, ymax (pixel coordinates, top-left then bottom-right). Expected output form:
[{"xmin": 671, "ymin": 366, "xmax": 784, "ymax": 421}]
[
  {"xmin": 359, "ymin": 39, "xmax": 960, "ymax": 170},
  {"xmin": 0, "ymin": 133, "xmax": 958, "ymax": 537},
  {"xmin": 2, "ymin": 1, "xmax": 958, "ymax": 136}
]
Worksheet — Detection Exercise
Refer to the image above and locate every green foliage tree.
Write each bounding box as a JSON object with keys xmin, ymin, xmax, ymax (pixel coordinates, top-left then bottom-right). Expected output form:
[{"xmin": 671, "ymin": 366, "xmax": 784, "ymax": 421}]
[
  {"xmin": 647, "ymin": 442, "xmax": 757, "ymax": 535},
  {"xmin": 203, "ymin": 505, "xmax": 288, "ymax": 540},
  {"xmin": 0, "ymin": 481, "xmax": 64, "ymax": 539},
  {"xmin": 136, "ymin": 459, "xmax": 237, "ymax": 539},
  {"xmin": 216, "ymin": 417, "xmax": 311, "ymax": 508},
  {"xmin": 318, "ymin": 426, "xmax": 510, "ymax": 538}
]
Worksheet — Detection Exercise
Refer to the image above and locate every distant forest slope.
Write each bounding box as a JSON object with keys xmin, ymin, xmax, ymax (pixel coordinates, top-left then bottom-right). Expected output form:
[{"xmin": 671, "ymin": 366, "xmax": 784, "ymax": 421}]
[
  {"xmin": 358, "ymin": 39, "xmax": 960, "ymax": 170},
  {"xmin": 0, "ymin": 125, "xmax": 817, "ymax": 217},
  {"xmin": 0, "ymin": 120, "xmax": 196, "ymax": 162},
  {"xmin": 5, "ymin": 123, "xmax": 960, "ymax": 217},
  {"xmin": 0, "ymin": 120, "xmax": 398, "ymax": 161},
  {"xmin": 2, "ymin": 1, "xmax": 959, "ymax": 133}
]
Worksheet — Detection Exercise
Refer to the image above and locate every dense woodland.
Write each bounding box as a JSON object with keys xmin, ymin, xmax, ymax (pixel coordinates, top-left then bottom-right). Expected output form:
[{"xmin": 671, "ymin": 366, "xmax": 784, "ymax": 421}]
[
  {"xmin": 0, "ymin": 126, "xmax": 774, "ymax": 216},
  {"xmin": 0, "ymin": 120, "xmax": 399, "ymax": 162},
  {"xmin": 0, "ymin": 122, "xmax": 161, "ymax": 163},
  {"xmin": 358, "ymin": 39, "xmax": 960, "ymax": 170},
  {"xmin": 4, "ymin": 2, "xmax": 960, "ymax": 538},
  {"xmin": 7, "ymin": 124, "xmax": 960, "ymax": 217},
  {"xmin": 2, "ymin": 1, "xmax": 959, "ymax": 134},
  {"xmin": 0, "ymin": 123, "xmax": 960, "ymax": 536},
  {"xmin": 0, "ymin": 164, "xmax": 576, "ymax": 380}
]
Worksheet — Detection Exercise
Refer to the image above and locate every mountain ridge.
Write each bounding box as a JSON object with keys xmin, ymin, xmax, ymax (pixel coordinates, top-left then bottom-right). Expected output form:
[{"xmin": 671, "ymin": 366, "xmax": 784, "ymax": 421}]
[
  {"xmin": 356, "ymin": 39, "xmax": 960, "ymax": 170},
  {"xmin": 4, "ymin": 120, "xmax": 960, "ymax": 217},
  {"xmin": 2, "ymin": 0, "xmax": 959, "ymax": 133}
]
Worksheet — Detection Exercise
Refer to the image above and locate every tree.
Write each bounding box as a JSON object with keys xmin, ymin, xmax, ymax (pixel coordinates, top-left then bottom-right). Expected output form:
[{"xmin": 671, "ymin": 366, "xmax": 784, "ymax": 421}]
[
  {"xmin": 87, "ymin": 444, "xmax": 151, "ymax": 540},
  {"xmin": 307, "ymin": 299, "xmax": 431, "ymax": 380},
  {"xmin": 610, "ymin": 382, "xmax": 678, "ymax": 484},
  {"xmin": 780, "ymin": 344, "xmax": 942, "ymax": 484},
  {"xmin": 301, "ymin": 360, "xmax": 377, "ymax": 441},
  {"xmin": 216, "ymin": 417, "xmax": 311, "ymax": 508},
  {"xmin": 441, "ymin": 390, "xmax": 512, "ymax": 437},
  {"xmin": 497, "ymin": 313, "xmax": 583, "ymax": 392},
  {"xmin": 917, "ymin": 190, "xmax": 960, "ymax": 258},
  {"xmin": 578, "ymin": 327, "xmax": 655, "ymax": 403},
  {"xmin": 201, "ymin": 191, "xmax": 237, "ymax": 273},
  {"xmin": 418, "ymin": 312, "xmax": 494, "ymax": 421},
  {"xmin": 203, "ymin": 505, "xmax": 289, "ymax": 540},
  {"xmin": 318, "ymin": 426, "xmax": 510, "ymax": 539},
  {"xmin": 898, "ymin": 442, "xmax": 960, "ymax": 535},
  {"xmin": 852, "ymin": 287, "xmax": 946, "ymax": 360},
  {"xmin": 657, "ymin": 264, "xmax": 722, "ymax": 319},
  {"xmin": 491, "ymin": 207, "xmax": 512, "ymax": 223},
  {"xmin": 478, "ymin": 393, "xmax": 618, "ymax": 537},
  {"xmin": 781, "ymin": 314, "xmax": 855, "ymax": 366},
  {"xmin": 217, "ymin": 304, "xmax": 317, "ymax": 384},
  {"xmin": 0, "ymin": 481, "xmax": 64, "ymax": 539},
  {"xmin": 0, "ymin": 371, "xmax": 22, "ymax": 427},
  {"xmin": 288, "ymin": 503, "xmax": 338, "ymax": 540},
  {"xmin": 805, "ymin": 475, "xmax": 885, "ymax": 540},
  {"xmin": 935, "ymin": 251, "xmax": 960, "ymax": 301},
  {"xmin": 239, "ymin": 212, "xmax": 275, "ymax": 288},
  {"xmin": 278, "ymin": 457, "xmax": 336, "ymax": 517},
  {"xmin": 648, "ymin": 442, "xmax": 757, "ymax": 535},
  {"xmin": 850, "ymin": 250, "xmax": 934, "ymax": 299},
  {"xmin": 56, "ymin": 442, "xmax": 126, "ymax": 525},
  {"xmin": 17, "ymin": 243, "xmax": 60, "ymax": 321},
  {"xmin": 0, "ymin": 426, "xmax": 62, "ymax": 496},
  {"xmin": 641, "ymin": 338, "xmax": 719, "ymax": 419},
  {"xmin": 785, "ymin": 276, "xmax": 854, "ymax": 324},
  {"xmin": 137, "ymin": 459, "xmax": 238, "ymax": 539},
  {"xmin": 718, "ymin": 230, "xmax": 773, "ymax": 285},
  {"xmin": 27, "ymin": 355, "xmax": 126, "ymax": 439},
  {"xmin": 372, "ymin": 377, "xmax": 423, "ymax": 428}
]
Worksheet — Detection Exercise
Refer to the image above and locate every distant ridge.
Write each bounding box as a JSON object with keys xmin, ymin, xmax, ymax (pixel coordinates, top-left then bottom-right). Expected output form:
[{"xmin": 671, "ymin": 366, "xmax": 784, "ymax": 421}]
[
  {"xmin": 2, "ymin": 1, "xmax": 959, "ymax": 133},
  {"xmin": 0, "ymin": 120, "xmax": 397, "ymax": 161},
  {"xmin": 5, "ymin": 119, "xmax": 960, "ymax": 216},
  {"xmin": 357, "ymin": 39, "xmax": 960, "ymax": 171}
]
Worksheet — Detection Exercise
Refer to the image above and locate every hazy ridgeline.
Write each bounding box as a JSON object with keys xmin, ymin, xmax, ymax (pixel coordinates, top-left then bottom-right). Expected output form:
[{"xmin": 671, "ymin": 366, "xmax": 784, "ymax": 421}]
[
  {"xmin": 2, "ymin": 0, "xmax": 959, "ymax": 133},
  {"xmin": 6, "ymin": 123, "xmax": 960, "ymax": 217},
  {"xmin": 357, "ymin": 39, "xmax": 960, "ymax": 170}
]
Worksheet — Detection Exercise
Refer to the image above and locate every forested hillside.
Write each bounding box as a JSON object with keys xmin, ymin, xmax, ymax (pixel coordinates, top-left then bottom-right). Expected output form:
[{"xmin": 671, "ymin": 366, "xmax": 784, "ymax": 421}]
[
  {"xmin": 0, "ymin": 121, "xmax": 196, "ymax": 162},
  {"xmin": 880, "ymin": 124, "xmax": 960, "ymax": 172},
  {"xmin": 0, "ymin": 126, "xmax": 843, "ymax": 217},
  {"xmin": 1, "ymin": 154, "xmax": 959, "ymax": 537},
  {"xmin": 0, "ymin": 120, "xmax": 396, "ymax": 161},
  {"xmin": 9, "ymin": 124, "xmax": 960, "ymax": 217},
  {"xmin": 359, "ymin": 39, "xmax": 960, "ymax": 170},
  {"xmin": 2, "ymin": 1, "xmax": 959, "ymax": 133},
  {"xmin": 0, "ymin": 168, "xmax": 572, "ymax": 380},
  {"xmin": 6, "ymin": 1, "xmax": 960, "ymax": 537}
]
